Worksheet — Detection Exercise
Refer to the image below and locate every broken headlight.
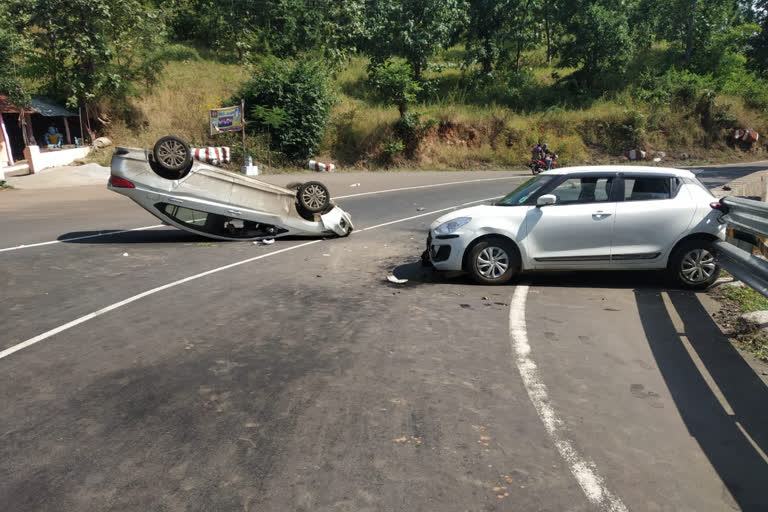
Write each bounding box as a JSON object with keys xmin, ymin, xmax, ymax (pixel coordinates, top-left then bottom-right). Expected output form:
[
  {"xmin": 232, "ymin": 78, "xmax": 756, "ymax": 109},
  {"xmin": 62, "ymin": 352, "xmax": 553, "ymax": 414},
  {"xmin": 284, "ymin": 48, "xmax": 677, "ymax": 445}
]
[{"xmin": 434, "ymin": 217, "xmax": 471, "ymax": 235}]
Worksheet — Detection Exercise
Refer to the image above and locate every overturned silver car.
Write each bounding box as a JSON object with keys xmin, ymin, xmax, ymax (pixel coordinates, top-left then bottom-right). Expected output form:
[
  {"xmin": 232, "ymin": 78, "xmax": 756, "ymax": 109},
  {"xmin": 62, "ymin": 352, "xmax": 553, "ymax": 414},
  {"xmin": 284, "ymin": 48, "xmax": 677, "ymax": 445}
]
[{"xmin": 108, "ymin": 136, "xmax": 353, "ymax": 240}]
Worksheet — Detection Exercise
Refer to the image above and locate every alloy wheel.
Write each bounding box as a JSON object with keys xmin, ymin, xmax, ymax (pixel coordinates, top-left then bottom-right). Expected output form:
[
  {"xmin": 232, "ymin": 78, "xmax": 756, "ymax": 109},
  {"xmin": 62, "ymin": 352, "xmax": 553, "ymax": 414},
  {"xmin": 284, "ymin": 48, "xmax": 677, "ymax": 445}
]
[
  {"xmin": 680, "ymin": 248, "xmax": 716, "ymax": 284},
  {"xmin": 301, "ymin": 184, "xmax": 328, "ymax": 211},
  {"xmin": 157, "ymin": 139, "xmax": 187, "ymax": 168},
  {"xmin": 477, "ymin": 246, "xmax": 510, "ymax": 280}
]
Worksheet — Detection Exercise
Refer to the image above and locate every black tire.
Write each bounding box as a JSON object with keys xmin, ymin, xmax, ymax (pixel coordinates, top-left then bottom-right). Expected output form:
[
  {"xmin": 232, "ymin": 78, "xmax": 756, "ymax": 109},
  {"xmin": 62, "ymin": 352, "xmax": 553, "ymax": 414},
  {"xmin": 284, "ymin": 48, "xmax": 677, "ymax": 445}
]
[
  {"xmin": 667, "ymin": 239, "xmax": 720, "ymax": 290},
  {"xmin": 153, "ymin": 136, "xmax": 192, "ymax": 175},
  {"xmin": 298, "ymin": 181, "xmax": 330, "ymax": 213},
  {"xmin": 466, "ymin": 238, "xmax": 520, "ymax": 285}
]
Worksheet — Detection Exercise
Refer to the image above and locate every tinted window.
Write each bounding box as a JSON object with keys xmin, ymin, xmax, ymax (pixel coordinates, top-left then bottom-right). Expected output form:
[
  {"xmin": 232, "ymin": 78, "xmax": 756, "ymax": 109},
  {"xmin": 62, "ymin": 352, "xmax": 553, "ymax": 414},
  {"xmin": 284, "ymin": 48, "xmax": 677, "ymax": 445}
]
[
  {"xmin": 549, "ymin": 176, "xmax": 614, "ymax": 205},
  {"xmin": 496, "ymin": 175, "xmax": 556, "ymax": 206},
  {"xmin": 624, "ymin": 177, "xmax": 672, "ymax": 201}
]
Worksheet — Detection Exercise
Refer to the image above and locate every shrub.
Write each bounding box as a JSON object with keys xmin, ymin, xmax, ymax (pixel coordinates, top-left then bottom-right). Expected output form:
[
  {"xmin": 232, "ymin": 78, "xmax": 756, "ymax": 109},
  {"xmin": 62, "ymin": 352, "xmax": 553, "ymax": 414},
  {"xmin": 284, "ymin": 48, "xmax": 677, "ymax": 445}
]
[
  {"xmin": 236, "ymin": 57, "xmax": 335, "ymax": 161},
  {"xmin": 368, "ymin": 61, "xmax": 422, "ymax": 117},
  {"xmin": 153, "ymin": 44, "xmax": 202, "ymax": 63}
]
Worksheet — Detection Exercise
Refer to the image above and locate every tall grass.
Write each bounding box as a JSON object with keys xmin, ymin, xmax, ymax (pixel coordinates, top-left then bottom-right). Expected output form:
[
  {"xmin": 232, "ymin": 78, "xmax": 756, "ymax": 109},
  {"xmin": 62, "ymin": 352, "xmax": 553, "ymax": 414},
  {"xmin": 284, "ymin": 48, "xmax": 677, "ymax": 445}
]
[{"xmin": 107, "ymin": 60, "xmax": 248, "ymax": 149}]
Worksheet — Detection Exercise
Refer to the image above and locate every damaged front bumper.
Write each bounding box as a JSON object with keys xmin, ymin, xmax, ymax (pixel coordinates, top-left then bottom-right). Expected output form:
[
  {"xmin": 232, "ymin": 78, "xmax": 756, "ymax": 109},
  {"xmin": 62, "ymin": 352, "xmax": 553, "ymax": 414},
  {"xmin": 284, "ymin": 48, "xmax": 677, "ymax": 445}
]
[
  {"xmin": 321, "ymin": 206, "xmax": 354, "ymax": 236},
  {"xmin": 425, "ymin": 232, "xmax": 466, "ymax": 271}
]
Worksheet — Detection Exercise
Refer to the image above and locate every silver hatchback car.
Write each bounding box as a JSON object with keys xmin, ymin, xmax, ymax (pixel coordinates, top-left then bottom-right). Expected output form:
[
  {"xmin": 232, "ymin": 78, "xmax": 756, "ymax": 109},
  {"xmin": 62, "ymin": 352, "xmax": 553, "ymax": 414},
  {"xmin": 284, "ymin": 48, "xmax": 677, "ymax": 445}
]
[
  {"xmin": 425, "ymin": 166, "xmax": 726, "ymax": 289},
  {"xmin": 108, "ymin": 136, "xmax": 353, "ymax": 241}
]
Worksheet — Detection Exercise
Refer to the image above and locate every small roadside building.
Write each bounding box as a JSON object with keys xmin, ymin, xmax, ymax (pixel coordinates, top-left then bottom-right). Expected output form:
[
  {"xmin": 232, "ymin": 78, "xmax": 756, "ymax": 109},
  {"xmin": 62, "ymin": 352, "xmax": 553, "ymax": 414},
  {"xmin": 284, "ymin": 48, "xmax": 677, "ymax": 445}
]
[{"xmin": 0, "ymin": 95, "xmax": 88, "ymax": 174}]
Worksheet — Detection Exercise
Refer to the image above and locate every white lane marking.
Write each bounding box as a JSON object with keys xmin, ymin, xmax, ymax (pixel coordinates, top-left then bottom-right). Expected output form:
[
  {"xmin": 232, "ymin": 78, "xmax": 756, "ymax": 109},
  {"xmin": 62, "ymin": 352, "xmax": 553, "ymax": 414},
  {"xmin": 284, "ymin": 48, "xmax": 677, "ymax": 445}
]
[
  {"xmin": 509, "ymin": 285, "xmax": 629, "ymax": 512},
  {"xmin": 335, "ymin": 176, "xmax": 522, "ymax": 200},
  {"xmin": 0, "ymin": 224, "xmax": 164, "ymax": 253},
  {"xmin": 0, "ymin": 196, "xmax": 496, "ymax": 361}
]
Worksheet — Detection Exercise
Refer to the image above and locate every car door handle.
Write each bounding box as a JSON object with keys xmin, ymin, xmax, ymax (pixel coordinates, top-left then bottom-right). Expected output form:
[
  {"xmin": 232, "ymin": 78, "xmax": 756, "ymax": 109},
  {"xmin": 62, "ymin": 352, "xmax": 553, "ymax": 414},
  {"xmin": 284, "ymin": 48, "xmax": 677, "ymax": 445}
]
[
  {"xmin": 227, "ymin": 209, "xmax": 243, "ymax": 216},
  {"xmin": 169, "ymin": 197, "xmax": 184, "ymax": 204},
  {"xmin": 592, "ymin": 211, "xmax": 612, "ymax": 218}
]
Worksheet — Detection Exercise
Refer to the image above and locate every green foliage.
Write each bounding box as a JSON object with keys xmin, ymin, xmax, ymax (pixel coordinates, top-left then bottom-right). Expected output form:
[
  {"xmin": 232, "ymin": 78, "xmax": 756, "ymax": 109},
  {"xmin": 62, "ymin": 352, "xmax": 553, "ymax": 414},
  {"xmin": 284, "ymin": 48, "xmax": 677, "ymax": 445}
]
[
  {"xmin": 0, "ymin": 4, "xmax": 28, "ymax": 106},
  {"xmin": 251, "ymin": 105, "xmax": 289, "ymax": 130},
  {"xmin": 382, "ymin": 140, "xmax": 406, "ymax": 154},
  {"xmin": 394, "ymin": 112, "xmax": 437, "ymax": 158},
  {"xmin": 11, "ymin": 0, "xmax": 164, "ymax": 108},
  {"xmin": 368, "ymin": 62, "xmax": 423, "ymax": 116},
  {"xmin": 236, "ymin": 57, "xmax": 334, "ymax": 161},
  {"xmin": 722, "ymin": 284, "xmax": 768, "ymax": 314},
  {"xmin": 152, "ymin": 44, "xmax": 202, "ymax": 63},
  {"xmin": 464, "ymin": 0, "xmax": 515, "ymax": 73},
  {"xmin": 559, "ymin": 4, "xmax": 634, "ymax": 88},
  {"xmin": 166, "ymin": 0, "xmax": 365, "ymax": 66},
  {"xmin": 362, "ymin": 0, "xmax": 468, "ymax": 79}
]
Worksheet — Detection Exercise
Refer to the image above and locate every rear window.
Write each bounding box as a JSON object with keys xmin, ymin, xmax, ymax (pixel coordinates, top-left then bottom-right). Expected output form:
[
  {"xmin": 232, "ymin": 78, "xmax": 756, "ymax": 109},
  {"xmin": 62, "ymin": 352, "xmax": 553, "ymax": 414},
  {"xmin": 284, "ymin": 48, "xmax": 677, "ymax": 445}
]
[{"xmin": 624, "ymin": 177, "xmax": 672, "ymax": 201}]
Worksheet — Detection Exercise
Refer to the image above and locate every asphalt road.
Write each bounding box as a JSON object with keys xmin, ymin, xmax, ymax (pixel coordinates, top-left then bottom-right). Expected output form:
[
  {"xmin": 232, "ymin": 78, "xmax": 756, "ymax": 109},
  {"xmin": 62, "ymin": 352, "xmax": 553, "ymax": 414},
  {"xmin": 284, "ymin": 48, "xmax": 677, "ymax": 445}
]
[{"xmin": 1, "ymin": 166, "xmax": 767, "ymax": 511}]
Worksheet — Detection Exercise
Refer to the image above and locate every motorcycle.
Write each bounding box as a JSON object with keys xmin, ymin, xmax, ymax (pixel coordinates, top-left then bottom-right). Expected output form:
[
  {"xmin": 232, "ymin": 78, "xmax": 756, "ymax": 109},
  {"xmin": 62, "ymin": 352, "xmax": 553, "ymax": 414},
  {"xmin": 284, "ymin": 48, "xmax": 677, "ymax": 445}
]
[{"xmin": 530, "ymin": 154, "xmax": 558, "ymax": 174}]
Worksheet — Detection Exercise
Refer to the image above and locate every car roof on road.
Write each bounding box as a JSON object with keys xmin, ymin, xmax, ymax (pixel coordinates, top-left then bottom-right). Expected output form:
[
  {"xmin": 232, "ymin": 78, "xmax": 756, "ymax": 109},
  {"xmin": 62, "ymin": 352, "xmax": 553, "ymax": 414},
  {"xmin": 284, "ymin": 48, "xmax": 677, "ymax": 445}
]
[{"xmin": 541, "ymin": 165, "xmax": 695, "ymax": 178}]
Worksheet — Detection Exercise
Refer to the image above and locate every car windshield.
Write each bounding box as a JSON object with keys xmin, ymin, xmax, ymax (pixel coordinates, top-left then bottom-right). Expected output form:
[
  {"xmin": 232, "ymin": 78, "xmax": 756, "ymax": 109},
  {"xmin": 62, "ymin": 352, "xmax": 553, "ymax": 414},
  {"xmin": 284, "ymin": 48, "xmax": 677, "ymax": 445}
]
[{"xmin": 496, "ymin": 175, "xmax": 556, "ymax": 206}]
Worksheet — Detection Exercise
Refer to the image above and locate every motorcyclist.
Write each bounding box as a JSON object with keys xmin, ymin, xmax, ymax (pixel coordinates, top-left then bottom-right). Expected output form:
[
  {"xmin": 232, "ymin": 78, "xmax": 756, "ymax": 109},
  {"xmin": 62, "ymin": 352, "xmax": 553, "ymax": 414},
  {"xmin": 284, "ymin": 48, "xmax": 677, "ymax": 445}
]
[
  {"xmin": 541, "ymin": 143, "xmax": 556, "ymax": 170},
  {"xmin": 531, "ymin": 143, "xmax": 543, "ymax": 161}
]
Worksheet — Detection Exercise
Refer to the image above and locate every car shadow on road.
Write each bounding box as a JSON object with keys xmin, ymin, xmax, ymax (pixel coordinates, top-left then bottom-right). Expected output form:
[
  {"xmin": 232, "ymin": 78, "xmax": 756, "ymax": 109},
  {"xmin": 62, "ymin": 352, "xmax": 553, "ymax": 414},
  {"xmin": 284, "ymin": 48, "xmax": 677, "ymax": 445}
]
[
  {"xmin": 635, "ymin": 289, "xmax": 768, "ymax": 511},
  {"xmin": 58, "ymin": 230, "xmax": 207, "ymax": 244},
  {"xmin": 392, "ymin": 262, "xmax": 673, "ymax": 289}
]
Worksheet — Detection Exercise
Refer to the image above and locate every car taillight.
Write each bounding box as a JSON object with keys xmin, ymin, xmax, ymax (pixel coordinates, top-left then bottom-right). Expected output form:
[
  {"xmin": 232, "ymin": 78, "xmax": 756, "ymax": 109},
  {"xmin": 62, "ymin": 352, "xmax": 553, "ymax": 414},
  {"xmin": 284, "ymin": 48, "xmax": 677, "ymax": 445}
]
[{"xmin": 109, "ymin": 175, "xmax": 135, "ymax": 188}]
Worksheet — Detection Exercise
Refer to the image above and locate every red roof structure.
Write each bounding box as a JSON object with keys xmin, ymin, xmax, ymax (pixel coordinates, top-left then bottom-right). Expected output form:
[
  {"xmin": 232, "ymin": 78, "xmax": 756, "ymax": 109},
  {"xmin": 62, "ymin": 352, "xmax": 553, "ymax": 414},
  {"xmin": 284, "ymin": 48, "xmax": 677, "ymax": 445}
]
[{"xmin": 0, "ymin": 95, "xmax": 34, "ymax": 115}]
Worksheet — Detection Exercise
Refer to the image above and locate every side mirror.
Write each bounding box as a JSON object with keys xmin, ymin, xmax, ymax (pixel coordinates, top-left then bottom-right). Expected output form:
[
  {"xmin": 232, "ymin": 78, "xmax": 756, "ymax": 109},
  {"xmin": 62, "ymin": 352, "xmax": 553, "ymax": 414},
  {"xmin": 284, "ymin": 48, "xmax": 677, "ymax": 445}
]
[{"xmin": 537, "ymin": 194, "xmax": 557, "ymax": 207}]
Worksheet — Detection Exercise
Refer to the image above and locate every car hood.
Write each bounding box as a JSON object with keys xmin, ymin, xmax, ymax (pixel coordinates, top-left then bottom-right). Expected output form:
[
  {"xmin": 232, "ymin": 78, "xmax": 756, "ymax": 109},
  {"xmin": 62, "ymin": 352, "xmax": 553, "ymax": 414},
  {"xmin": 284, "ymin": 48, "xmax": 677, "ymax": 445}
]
[{"xmin": 431, "ymin": 204, "xmax": 495, "ymax": 229}]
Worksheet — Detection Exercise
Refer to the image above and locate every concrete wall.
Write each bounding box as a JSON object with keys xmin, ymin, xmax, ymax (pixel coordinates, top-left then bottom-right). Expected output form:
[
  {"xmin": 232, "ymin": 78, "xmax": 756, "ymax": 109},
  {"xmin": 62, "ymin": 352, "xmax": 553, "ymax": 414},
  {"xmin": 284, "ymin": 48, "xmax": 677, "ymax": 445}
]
[{"xmin": 23, "ymin": 145, "xmax": 92, "ymax": 173}]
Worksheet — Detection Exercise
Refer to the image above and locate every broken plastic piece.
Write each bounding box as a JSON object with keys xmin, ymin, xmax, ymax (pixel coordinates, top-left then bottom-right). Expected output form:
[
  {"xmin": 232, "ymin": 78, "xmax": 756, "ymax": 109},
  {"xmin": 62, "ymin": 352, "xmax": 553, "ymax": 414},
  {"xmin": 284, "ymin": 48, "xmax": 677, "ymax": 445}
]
[{"xmin": 387, "ymin": 274, "xmax": 408, "ymax": 284}]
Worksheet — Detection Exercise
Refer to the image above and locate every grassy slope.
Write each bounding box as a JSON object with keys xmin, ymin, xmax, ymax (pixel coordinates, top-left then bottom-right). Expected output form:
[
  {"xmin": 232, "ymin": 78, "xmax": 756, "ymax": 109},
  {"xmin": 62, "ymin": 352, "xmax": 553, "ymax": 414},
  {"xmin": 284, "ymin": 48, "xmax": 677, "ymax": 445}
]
[
  {"xmin": 97, "ymin": 48, "xmax": 768, "ymax": 170},
  {"xmin": 90, "ymin": 60, "xmax": 248, "ymax": 165}
]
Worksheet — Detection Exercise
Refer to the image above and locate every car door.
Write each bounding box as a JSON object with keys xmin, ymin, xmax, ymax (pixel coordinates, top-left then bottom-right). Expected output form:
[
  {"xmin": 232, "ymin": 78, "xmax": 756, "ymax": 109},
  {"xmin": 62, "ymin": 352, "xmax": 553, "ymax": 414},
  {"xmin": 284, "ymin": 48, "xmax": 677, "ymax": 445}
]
[
  {"xmin": 610, "ymin": 174, "xmax": 696, "ymax": 266},
  {"xmin": 171, "ymin": 166, "xmax": 235, "ymax": 217},
  {"xmin": 523, "ymin": 173, "xmax": 619, "ymax": 268}
]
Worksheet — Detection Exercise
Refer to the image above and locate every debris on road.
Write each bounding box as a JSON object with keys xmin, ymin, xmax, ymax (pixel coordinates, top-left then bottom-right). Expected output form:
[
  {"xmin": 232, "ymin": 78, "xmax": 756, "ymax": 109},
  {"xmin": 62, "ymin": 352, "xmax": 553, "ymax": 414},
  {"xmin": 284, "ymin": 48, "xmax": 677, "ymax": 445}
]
[
  {"xmin": 387, "ymin": 274, "xmax": 408, "ymax": 284},
  {"xmin": 416, "ymin": 207, "xmax": 425, "ymax": 211},
  {"xmin": 253, "ymin": 238, "xmax": 275, "ymax": 245},
  {"xmin": 350, "ymin": 183, "xmax": 361, "ymax": 187},
  {"xmin": 122, "ymin": 252, "xmax": 129, "ymax": 256}
]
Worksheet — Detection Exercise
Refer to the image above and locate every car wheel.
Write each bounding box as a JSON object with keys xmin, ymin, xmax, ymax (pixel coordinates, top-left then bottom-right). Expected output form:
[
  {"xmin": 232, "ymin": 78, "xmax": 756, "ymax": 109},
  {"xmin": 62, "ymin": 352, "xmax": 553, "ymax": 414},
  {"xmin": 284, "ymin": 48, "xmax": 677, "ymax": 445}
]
[
  {"xmin": 668, "ymin": 239, "xmax": 720, "ymax": 290},
  {"xmin": 153, "ymin": 136, "xmax": 192, "ymax": 175},
  {"xmin": 467, "ymin": 238, "xmax": 519, "ymax": 285},
  {"xmin": 298, "ymin": 181, "xmax": 330, "ymax": 213}
]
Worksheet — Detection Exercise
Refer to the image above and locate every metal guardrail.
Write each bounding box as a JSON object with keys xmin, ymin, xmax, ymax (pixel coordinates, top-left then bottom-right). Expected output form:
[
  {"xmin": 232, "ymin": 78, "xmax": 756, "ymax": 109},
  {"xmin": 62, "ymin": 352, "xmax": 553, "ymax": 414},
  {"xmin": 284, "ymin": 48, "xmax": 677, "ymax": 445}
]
[
  {"xmin": 717, "ymin": 196, "xmax": 768, "ymax": 298},
  {"xmin": 721, "ymin": 196, "xmax": 768, "ymax": 238}
]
